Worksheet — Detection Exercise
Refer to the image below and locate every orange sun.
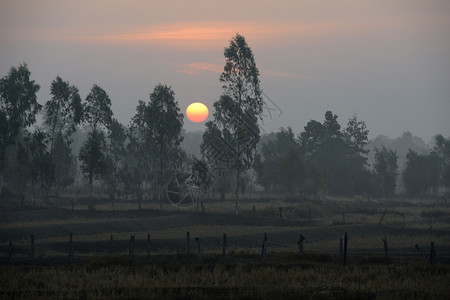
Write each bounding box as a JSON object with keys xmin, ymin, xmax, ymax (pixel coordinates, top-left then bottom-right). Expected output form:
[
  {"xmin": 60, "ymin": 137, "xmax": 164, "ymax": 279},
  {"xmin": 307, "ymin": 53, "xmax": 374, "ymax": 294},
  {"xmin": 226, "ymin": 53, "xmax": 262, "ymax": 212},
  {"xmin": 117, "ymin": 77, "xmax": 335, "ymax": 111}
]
[{"xmin": 186, "ymin": 102, "xmax": 209, "ymax": 123}]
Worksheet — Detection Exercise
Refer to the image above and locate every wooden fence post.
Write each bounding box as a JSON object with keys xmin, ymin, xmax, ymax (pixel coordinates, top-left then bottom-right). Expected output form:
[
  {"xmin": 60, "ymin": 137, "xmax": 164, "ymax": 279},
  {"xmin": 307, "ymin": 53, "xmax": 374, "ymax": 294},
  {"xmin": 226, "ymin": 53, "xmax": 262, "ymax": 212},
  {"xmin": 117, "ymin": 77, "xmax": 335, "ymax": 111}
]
[
  {"xmin": 129, "ymin": 236, "xmax": 135, "ymax": 259},
  {"xmin": 297, "ymin": 234, "xmax": 305, "ymax": 256},
  {"xmin": 68, "ymin": 232, "xmax": 73, "ymax": 264},
  {"xmin": 382, "ymin": 236, "xmax": 388, "ymax": 259},
  {"xmin": 147, "ymin": 234, "xmax": 151, "ymax": 257},
  {"xmin": 30, "ymin": 234, "xmax": 35, "ymax": 260},
  {"xmin": 262, "ymin": 232, "xmax": 268, "ymax": 261},
  {"xmin": 339, "ymin": 238, "xmax": 343, "ymax": 257},
  {"xmin": 343, "ymin": 232, "xmax": 348, "ymax": 265},
  {"xmin": 201, "ymin": 202, "xmax": 205, "ymax": 214},
  {"xmin": 196, "ymin": 237, "xmax": 201, "ymax": 262},
  {"xmin": 186, "ymin": 232, "xmax": 191, "ymax": 254},
  {"xmin": 7, "ymin": 241, "xmax": 13, "ymax": 264},
  {"xmin": 222, "ymin": 233, "xmax": 227, "ymax": 257},
  {"xmin": 109, "ymin": 235, "xmax": 113, "ymax": 256}
]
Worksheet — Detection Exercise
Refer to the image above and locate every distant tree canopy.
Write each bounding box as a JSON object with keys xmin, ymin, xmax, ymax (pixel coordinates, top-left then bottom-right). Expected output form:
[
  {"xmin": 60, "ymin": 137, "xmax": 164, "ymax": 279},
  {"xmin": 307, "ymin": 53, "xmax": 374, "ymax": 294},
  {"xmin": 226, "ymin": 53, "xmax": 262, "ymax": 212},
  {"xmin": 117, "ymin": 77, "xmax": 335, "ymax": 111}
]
[
  {"xmin": 298, "ymin": 111, "xmax": 370, "ymax": 196},
  {"xmin": 0, "ymin": 64, "xmax": 41, "ymax": 201},
  {"xmin": 0, "ymin": 63, "xmax": 41, "ymax": 161},
  {"xmin": 83, "ymin": 84, "xmax": 113, "ymax": 133},
  {"xmin": 45, "ymin": 76, "xmax": 82, "ymax": 143},
  {"xmin": 45, "ymin": 76, "xmax": 83, "ymax": 193},
  {"xmin": 403, "ymin": 150, "xmax": 440, "ymax": 197},
  {"xmin": 402, "ymin": 135, "xmax": 450, "ymax": 197},
  {"xmin": 78, "ymin": 84, "xmax": 113, "ymax": 206},
  {"xmin": 373, "ymin": 146, "xmax": 398, "ymax": 197},
  {"xmin": 253, "ymin": 111, "xmax": 377, "ymax": 199},
  {"xmin": 434, "ymin": 134, "xmax": 450, "ymax": 189},
  {"xmin": 129, "ymin": 84, "xmax": 184, "ymax": 202},
  {"xmin": 103, "ymin": 118, "xmax": 127, "ymax": 208},
  {"xmin": 254, "ymin": 127, "xmax": 321, "ymax": 199}
]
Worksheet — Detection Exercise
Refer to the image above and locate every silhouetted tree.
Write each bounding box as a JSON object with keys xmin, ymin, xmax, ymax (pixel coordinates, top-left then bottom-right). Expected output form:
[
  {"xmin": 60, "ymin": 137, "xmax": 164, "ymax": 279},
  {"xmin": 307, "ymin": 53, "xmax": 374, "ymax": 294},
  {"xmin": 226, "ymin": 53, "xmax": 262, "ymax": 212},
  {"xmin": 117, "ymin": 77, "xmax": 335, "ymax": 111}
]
[
  {"xmin": 0, "ymin": 64, "xmax": 41, "ymax": 196},
  {"xmin": 124, "ymin": 101, "xmax": 148, "ymax": 201},
  {"xmin": 0, "ymin": 63, "xmax": 41, "ymax": 147},
  {"xmin": 79, "ymin": 131, "xmax": 107, "ymax": 206},
  {"xmin": 103, "ymin": 119, "xmax": 127, "ymax": 209},
  {"xmin": 200, "ymin": 120, "xmax": 232, "ymax": 201},
  {"xmin": 79, "ymin": 84, "xmax": 113, "ymax": 206},
  {"xmin": 344, "ymin": 114, "xmax": 369, "ymax": 164},
  {"xmin": 300, "ymin": 111, "xmax": 348, "ymax": 195},
  {"xmin": 25, "ymin": 130, "xmax": 52, "ymax": 204},
  {"xmin": 130, "ymin": 85, "xmax": 184, "ymax": 202},
  {"xmin": 260, "ymin": 128, "xmax": 324, "ymax": 198},
  {"xmin": 44, "ymin": 76, "xmax": 82, "ymax": 193},
  {"xmin": 373, "ymin": 146, "xmax": 398, "ymax": 197},
  {"xmin": 433, "ymin": 135, "xmax": 450, "ymax": 189},
  {"xmin": 204, "ymin": 34, "xmax": 263, "ymax": 214},
  {"xmin": 403, "ymin": 150, "xmax": 440, "ymax": 197},
  {"xmin": 300, "ymin": 112, "xmax": 372, "ymax": 196},
  {"xmin": 255, "ymin": 127, "xmax": 306, "ymax": 199},
  {"xmin": 344, "ymin": 115, "xmax": 370, "ymax": 195}
]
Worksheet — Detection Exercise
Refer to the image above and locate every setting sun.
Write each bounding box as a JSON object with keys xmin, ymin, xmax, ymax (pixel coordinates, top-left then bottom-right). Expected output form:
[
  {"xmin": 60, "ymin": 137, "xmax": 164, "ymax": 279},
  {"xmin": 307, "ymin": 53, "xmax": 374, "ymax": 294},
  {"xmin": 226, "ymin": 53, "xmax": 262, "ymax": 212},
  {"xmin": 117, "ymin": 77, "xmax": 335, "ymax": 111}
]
[{"xmin": 186, "ymin": 102, "xmax": 209, "ymax": 123}]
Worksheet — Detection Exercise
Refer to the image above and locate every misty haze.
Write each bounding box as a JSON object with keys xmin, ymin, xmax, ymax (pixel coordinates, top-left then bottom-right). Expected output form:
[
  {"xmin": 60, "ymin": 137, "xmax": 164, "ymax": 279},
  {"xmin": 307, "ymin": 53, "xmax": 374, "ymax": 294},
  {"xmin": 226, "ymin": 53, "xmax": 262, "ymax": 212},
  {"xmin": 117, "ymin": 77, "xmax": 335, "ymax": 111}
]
[{"xmin": 1, "ymin": 1, "xmax": 449, "ymax": 299}]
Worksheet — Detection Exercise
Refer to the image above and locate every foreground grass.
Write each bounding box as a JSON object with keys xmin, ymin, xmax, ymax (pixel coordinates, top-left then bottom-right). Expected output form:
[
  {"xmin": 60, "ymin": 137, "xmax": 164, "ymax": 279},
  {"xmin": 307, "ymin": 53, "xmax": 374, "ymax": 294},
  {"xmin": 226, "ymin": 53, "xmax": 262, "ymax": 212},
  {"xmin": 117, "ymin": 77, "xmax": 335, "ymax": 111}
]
[
  {"xmin": 1, "ymin": 254, "xmax": 449, "ymax": 300},
  {"xmin": 1, "ymin": 196, "xmax": 449, "ymax": 299}
]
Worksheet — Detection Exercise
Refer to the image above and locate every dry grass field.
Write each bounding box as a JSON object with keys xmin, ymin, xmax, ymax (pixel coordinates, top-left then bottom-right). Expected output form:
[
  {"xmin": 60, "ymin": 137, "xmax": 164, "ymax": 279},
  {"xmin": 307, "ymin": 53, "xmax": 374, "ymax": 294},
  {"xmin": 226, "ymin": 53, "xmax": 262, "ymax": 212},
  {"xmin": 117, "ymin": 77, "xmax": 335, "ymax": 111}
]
[{"xmin": 0, "ymin": 195, "xmax": 449, "ymax": 299}]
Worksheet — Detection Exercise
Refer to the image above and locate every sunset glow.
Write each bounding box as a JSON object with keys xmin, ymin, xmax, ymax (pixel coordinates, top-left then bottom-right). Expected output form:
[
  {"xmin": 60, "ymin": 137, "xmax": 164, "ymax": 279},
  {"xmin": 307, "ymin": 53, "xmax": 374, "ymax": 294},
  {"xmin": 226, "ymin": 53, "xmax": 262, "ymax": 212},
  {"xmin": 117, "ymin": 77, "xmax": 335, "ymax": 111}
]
[
  {"xmin": 36, "ymin": 21, "xmax": 313, "ymax": 47},
  {"xmin": 186, "ymin": 102, "xmax": 209, "ymax": 123}
]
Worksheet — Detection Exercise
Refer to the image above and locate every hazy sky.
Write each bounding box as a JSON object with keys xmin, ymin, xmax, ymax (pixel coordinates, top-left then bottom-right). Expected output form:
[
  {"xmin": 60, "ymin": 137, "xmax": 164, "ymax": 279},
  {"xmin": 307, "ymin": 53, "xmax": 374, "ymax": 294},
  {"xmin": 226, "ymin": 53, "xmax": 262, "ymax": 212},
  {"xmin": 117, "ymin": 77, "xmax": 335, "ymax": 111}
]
[{"xmin": 1, "ymin": 0, "xmax": 449, "ymax": 141}]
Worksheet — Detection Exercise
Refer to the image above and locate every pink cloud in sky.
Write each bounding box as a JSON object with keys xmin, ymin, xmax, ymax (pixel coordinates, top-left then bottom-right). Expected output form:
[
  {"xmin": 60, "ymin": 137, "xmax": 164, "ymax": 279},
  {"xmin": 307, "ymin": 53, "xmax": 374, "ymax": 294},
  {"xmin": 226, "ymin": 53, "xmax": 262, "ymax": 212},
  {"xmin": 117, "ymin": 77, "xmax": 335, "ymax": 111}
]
[
  {"xmin": 32, "ymin": 21, "xmax": 333, "ymax": 47},
  {"xmin": 173, "ymin": 62, "xmax": 223, "ymax": 75},
  {"xmin": 172, "ymin": 61, "xmax": 315, "ymax": 80},
  {"xmin": 28, "ymin": 14, "xmax": 443, "ymax": 51}
]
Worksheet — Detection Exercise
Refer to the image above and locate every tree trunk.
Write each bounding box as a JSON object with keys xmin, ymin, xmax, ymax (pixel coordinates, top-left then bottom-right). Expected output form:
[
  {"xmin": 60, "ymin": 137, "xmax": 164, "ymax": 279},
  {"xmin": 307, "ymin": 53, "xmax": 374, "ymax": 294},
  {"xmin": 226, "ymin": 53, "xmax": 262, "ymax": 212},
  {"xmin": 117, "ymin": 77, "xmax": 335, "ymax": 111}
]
[
  {"xmin": 89, "ymin": 175, "xmax": 93, "ymax": 209},
  {"xmin": 235, "ymin": 91, "xmax": 242, "ymax": 215},
  {"xmin": 40, "ymin": 177, "xmax": 46, "ymax": 204},
  {"xmin": 32, "ymin": 181, "xmax": 36, "ymax": 206},
  {"xmin": 235, "ymin": 173, "xmax": 239, "ymax": 215},
  {"xmin": 110, "ymin": 191, "xmax": 115, "ymax": 211},
  {"xmin": 0, "ymin": 174, "xmax": 3, "ymax": 201},
  {"xmin": 235, "ymin": 163, "xmax": 240, "ymax": 214}
]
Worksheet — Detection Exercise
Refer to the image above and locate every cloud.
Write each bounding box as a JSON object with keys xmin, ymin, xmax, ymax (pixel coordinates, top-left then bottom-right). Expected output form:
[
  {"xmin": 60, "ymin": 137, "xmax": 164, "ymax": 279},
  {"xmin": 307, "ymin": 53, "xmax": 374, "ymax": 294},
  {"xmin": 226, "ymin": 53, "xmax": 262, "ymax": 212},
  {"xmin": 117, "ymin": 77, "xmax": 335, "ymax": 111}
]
[
  {"xmin": 173, "ymin": 62, "xmax": 223, "ymax": 75},
  {"xmin": 171, "ymin": 62, "xmax": 315, "ymax": 80},
  {"xmin": 33, "ymin": 21, "xmax": 321, "ymax": 47}
]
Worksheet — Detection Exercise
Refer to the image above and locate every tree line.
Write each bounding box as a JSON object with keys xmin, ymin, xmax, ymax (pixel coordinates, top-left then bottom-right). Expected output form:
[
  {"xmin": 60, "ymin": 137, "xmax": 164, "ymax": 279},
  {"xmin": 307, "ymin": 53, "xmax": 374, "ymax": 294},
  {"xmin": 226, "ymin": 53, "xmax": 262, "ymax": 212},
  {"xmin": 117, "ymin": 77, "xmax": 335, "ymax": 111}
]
[
  {"xmin": 0, "ymin": 63, "xmax": 185, "ymax": 208},
  {"xmin": 1, "ymin": 34, "xmax": 449, "ymax": 210},
  {"xmin": 254, "ymin": 114, "xmax": 449, "ymax": 199}
]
